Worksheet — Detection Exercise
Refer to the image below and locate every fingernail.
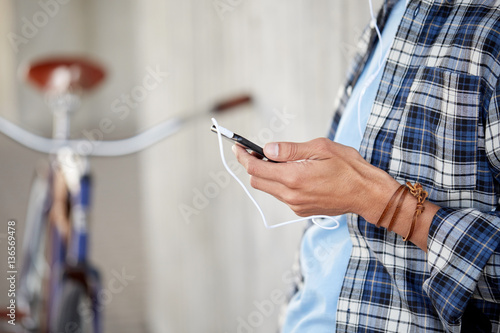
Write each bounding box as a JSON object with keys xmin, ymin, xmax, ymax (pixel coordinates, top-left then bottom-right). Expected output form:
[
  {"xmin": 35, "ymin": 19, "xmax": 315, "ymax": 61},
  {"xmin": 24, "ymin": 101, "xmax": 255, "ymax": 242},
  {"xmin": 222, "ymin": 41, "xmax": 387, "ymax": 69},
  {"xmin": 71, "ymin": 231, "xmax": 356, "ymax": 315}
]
[
  {"xmin": 265, "ymin": 143, "xmax": 279, "ymax": 158},
  {"xmin": 232, "ymin": 145, "xmax": 237, "ymax": 154}
]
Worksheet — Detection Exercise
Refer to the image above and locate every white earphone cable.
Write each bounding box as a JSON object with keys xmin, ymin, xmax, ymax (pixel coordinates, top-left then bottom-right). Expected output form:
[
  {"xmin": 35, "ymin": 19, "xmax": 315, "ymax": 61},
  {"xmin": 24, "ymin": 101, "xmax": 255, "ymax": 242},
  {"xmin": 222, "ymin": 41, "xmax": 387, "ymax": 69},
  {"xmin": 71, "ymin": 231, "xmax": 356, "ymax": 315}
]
[
  {"xmin": 368, "ymin": 0, "xmax": 384, "ymax": 67},
  {"xmin": 211, "ymin": 118, "xmax": 339, "ymax": 231},
  {"xmin": 210, "ymin": 1, "xmax": 386, "ymax": 230},
  {"xmin": 357, "ymin": 0, "xmax": 389, "ymax": 137}
]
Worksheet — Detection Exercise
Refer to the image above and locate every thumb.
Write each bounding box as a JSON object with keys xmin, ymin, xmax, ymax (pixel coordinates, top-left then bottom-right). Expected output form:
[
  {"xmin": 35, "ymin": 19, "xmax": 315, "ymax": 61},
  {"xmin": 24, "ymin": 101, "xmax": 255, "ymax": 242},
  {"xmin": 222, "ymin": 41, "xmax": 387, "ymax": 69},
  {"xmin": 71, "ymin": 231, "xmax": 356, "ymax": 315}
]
[{"xmin": 264, "ymin": 141, "xmax": 319, "ymax": 162}]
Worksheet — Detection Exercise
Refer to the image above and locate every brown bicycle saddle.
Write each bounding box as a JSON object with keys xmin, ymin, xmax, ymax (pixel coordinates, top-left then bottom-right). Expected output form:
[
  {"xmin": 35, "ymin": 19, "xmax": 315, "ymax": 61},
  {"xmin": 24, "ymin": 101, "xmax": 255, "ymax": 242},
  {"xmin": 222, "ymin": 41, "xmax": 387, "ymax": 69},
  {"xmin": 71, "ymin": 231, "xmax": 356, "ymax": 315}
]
[{"xmin": 25, "ymin": 57, "xmax": 106, "ymax": 93}]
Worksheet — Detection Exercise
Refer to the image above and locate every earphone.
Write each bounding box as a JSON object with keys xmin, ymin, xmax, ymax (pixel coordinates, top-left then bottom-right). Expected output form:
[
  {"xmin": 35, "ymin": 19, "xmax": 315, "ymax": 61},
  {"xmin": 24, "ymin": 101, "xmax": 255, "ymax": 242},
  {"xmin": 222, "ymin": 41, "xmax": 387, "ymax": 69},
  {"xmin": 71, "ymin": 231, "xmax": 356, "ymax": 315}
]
[
  {"xmin": 212, "ymin": 118, "xmax": 340, "ymax": 230},
  {"xmin": 356, "ymin": 0, "xmax": 390, "ymax": 137},
  {"xmin": 210, "ymin": 1, "xmax": 388, "ymax": 230}
]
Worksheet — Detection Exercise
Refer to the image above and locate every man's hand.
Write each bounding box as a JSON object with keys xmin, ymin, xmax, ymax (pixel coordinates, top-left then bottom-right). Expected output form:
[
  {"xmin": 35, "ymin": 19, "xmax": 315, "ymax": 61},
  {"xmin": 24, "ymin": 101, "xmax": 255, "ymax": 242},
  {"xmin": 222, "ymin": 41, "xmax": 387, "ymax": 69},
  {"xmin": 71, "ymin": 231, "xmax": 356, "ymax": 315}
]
[{"xmin": 233, "ymin": 138, "xmax": 400, "ymax": 222}]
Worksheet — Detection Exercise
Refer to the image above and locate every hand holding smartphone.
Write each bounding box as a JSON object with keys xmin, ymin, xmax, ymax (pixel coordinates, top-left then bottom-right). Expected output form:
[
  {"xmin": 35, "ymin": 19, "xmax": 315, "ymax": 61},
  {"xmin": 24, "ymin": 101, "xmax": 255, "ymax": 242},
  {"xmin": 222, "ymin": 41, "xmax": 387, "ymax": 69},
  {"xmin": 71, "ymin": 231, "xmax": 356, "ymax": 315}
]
[{"xmin": 210, "ymin": 124, "xmax": 278, "ymax": 163}]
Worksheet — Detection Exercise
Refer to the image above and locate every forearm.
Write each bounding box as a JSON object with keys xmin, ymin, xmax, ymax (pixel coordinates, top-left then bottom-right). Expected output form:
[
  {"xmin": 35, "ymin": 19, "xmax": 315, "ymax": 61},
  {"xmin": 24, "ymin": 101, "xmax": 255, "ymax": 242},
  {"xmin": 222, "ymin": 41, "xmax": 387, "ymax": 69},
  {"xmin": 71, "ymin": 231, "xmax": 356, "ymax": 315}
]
[
  {"xmin": 234, "ymin": 138, "xmax": 441, "ymax": 251},
  {"xmin": 350, "ymin": 163, "xmax": 439, "ymax": 252},
  {"xmin": 358, "ymin": 160, "xmax": 500, "ymax": 307}
]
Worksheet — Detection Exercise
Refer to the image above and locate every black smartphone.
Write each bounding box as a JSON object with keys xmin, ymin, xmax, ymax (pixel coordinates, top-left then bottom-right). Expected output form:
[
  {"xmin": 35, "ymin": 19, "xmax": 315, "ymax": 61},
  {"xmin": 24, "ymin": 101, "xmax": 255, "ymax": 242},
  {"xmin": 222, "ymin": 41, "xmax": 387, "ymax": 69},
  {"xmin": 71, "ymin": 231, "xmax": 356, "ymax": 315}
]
[{"xmin": 211, "ymin": 124, "xmax": 278, "ymax": 163}]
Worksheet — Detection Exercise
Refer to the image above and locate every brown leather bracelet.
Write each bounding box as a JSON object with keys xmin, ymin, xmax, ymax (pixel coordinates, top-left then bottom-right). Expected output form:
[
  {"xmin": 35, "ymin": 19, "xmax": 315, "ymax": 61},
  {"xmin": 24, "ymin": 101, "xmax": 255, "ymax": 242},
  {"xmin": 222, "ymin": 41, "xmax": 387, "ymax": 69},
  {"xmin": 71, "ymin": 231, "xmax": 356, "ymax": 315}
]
[
  {"xmin": 402, "ymin": 182, "xmax": 428, "ymax": 242},
  {"xmin": 387, "ymin": 187, "xmax": 409, "ymax": 233},
  {"xmin": 376, "ymin": 184, "xmax": 405, "ymax": 228}
]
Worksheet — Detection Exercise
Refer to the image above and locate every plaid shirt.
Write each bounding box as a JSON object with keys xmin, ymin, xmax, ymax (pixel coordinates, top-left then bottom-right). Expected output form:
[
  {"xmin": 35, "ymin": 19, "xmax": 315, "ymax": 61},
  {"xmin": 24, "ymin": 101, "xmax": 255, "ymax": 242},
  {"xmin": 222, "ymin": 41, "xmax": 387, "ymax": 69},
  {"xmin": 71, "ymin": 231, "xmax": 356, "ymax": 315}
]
[{"xmin": 327, "ymin": 0, "xmax": 500, "ymax": 332}]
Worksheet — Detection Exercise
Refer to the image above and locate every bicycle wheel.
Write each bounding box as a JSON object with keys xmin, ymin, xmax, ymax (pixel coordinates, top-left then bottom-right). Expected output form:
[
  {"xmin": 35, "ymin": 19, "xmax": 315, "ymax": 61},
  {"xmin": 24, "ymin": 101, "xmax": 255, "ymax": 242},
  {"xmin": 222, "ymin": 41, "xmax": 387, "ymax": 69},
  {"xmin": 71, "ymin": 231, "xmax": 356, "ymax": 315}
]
[{"xmin": 51, "ymin": 279, "xmax": 93, "ymax": 333}]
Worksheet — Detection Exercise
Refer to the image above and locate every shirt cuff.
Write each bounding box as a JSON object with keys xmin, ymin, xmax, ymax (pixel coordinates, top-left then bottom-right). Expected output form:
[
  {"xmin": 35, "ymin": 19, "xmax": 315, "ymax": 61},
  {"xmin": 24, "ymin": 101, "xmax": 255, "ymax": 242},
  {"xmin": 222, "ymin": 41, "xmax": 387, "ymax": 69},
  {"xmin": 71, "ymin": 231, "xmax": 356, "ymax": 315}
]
[{"xmin": 424, "ymin": 206, "xmax": 500, "ymax": 328}]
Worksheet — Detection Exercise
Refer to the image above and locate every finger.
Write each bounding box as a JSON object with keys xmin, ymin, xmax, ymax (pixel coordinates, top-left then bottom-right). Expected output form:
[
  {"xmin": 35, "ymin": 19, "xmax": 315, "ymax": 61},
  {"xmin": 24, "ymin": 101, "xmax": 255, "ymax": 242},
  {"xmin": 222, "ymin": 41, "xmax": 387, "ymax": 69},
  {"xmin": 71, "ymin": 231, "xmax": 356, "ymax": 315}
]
[
  {"xmin": 248, "ymin": 175, "xmax": 291, "ymax": 203},
  {"xmin": 232, "ymin": 143, "xmax": 257, "ymax": 167},
  {"xmin": 247, "ymin": 149, "xmax": 264, "ymax": 160},
  {"xmin": 233, "ymin": 144, "xmax": 290, "ymax": 182},
  {"xmin": 263, "ymin": 138, "xmax": 331, "ymax": 162},
  {"xmin": 249, "ymin": 176, "xmax": 315, "ymax": 216},
  {"xmin": 232, "ymin": 145, "xmax": 299, "ymax": 206}
]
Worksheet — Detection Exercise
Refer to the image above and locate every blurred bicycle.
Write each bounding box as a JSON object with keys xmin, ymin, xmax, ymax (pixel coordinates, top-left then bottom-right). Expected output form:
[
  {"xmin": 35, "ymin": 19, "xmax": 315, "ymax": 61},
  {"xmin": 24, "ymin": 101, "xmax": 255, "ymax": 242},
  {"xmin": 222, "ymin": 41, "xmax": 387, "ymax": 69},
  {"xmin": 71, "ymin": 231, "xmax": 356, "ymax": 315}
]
[{"xmin": 0, "ymin": 56, "xmax": 251, "ymax": 333}]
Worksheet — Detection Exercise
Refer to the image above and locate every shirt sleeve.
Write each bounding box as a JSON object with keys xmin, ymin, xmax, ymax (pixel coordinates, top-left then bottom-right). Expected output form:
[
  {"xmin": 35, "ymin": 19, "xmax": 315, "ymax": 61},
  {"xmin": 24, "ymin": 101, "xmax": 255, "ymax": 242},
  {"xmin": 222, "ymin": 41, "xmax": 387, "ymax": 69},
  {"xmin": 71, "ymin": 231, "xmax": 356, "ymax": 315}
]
[
  {"xmin": 424, "ymin": 208, "xmax": 500, "ymax": 326},
  {"xmin": 423, "ymin": 78, "xmax": 500, "ymax": 329}
]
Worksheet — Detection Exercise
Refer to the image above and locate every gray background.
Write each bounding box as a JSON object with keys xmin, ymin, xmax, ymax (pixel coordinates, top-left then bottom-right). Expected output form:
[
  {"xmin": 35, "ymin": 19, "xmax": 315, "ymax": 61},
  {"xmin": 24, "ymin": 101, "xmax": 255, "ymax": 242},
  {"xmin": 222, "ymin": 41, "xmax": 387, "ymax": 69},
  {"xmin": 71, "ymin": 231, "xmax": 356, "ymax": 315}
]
[{"xmin": 0, "ymin": 0, "xmax": 380, "ymax": 332}]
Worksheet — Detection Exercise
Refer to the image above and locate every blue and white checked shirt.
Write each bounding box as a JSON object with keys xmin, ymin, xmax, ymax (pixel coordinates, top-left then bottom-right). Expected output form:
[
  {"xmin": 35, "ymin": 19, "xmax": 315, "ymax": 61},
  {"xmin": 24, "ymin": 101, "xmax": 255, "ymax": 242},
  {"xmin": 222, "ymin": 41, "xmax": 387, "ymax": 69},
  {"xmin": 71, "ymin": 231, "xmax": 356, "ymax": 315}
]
[{"xmin": 325, "ymin": 0, "xmax": 500, "ymax": 332}]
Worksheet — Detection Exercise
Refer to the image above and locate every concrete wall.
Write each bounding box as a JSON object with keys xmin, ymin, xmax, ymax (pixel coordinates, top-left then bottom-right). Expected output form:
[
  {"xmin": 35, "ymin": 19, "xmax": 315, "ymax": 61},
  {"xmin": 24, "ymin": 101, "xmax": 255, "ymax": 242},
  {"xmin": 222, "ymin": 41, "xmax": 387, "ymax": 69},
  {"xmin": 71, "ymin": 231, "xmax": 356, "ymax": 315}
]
[
  {"xmin": 0, "ymin": 1, "xmax": 146, "ymax": 332},
  {"xmin": 0, "ymin": 1, "xmax": 379, "ymax": 332}
]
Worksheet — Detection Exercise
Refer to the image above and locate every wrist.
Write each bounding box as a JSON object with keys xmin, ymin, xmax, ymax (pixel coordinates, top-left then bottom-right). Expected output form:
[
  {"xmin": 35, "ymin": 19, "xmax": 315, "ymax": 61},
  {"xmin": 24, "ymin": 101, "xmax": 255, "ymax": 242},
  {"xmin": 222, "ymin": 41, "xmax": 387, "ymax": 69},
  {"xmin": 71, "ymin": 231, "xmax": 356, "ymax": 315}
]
[
  {"xmin": 364, "ymin": 178, "xmax": 439, "ymax": 252},
  {"xmin": 352, "ymin": 164, "xmax": 401, "ymax": 223}
]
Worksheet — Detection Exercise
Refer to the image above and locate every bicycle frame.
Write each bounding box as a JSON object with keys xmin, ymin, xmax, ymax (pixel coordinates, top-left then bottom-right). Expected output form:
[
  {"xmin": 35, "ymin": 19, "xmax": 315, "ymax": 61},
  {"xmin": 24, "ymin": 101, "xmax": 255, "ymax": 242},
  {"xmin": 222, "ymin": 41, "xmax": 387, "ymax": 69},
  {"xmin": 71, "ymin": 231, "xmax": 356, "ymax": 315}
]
[
  {"xmin": 47, "ymin": 148, "xmax": 101, "ymax": 333},
  {"xmin": 1, "ymin": 55, "xmax": 253, "ymax": 333}
]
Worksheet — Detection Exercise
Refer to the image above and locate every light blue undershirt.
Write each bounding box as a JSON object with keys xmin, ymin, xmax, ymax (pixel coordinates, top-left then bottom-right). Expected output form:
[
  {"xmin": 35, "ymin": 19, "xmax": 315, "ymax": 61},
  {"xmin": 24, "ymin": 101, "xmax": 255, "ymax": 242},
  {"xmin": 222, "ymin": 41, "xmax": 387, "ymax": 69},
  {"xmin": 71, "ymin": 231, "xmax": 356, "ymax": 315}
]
[{"xmin": 282, "ymin": 1, "xmax": 406, "ymax": 331}]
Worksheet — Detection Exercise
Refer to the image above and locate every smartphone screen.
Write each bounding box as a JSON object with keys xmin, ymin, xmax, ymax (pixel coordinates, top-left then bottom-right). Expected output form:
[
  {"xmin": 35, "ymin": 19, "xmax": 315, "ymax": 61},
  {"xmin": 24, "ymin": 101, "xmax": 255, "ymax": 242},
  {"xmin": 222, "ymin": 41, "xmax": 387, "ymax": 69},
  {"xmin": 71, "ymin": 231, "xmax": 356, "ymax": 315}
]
[{"xmin": 211, "ymin": 125, "xmax": 277, "ymax": 163}]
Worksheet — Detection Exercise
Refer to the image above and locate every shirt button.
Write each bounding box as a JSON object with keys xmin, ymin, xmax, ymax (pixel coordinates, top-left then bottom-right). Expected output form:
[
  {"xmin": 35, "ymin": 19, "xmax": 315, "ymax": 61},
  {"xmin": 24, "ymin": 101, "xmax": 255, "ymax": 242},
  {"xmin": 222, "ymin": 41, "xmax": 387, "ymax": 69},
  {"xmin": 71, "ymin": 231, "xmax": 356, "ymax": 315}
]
[
  {"xmin": 346, "ymin": 85, "xmax": 353, "ymax": 96},
  {"xmin": 413, "ymin": 5, "xmax": 420, "ymax": 18}
]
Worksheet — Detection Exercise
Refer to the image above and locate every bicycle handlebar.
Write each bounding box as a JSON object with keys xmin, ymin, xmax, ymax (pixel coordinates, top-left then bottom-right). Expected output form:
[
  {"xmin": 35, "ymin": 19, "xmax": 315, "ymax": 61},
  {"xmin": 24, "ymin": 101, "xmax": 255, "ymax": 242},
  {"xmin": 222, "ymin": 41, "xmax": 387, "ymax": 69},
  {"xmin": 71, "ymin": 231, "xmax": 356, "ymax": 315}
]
[
  {"xmin": 0, "ymin": 116, "xmax": 184, "ymax": 156},
  {"xmin": 0, "ymin": 94, "xmax": 252, "ymax": 156}
]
